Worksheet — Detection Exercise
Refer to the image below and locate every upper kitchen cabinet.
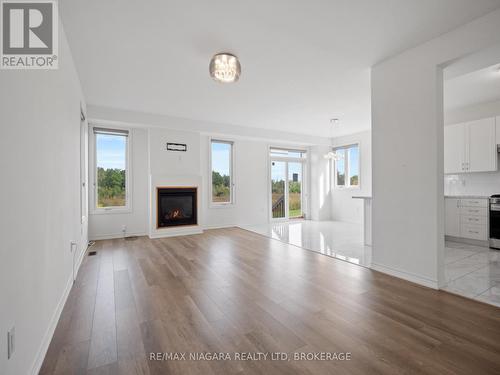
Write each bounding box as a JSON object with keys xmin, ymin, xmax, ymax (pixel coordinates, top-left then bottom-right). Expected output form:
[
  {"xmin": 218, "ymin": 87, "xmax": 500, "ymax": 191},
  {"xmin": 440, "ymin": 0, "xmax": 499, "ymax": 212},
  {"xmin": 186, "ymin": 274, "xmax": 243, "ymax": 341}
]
[
  {"xmin": 444, "ymin": 117, "xmax": 497, "ymax": 174},
  {"xmin": 468, "ymin": 118, "xmax": 497, "ymax": 172},
  {"xmin": 444, "ymin": 123, "xmax": 466, "ymax": 174}
]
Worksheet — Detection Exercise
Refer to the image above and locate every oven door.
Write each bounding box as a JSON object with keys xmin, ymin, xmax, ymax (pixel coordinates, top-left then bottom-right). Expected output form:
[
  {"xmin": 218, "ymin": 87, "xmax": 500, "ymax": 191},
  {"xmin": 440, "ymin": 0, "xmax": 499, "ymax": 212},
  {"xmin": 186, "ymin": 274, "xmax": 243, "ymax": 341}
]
[{"xmin": 490, "ymin": 204, "xmax": 500, "ymax": 239}]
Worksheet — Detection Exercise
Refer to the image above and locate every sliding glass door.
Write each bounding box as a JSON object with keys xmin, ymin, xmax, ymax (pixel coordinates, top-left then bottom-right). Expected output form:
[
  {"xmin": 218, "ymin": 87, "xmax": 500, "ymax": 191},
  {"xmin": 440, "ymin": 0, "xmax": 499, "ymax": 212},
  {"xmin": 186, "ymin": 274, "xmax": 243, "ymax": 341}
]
[
  {"xmin": 270, "ymin": 148, "xmax": 306, "ymax": 221},
  {"xmin": 271, "ymin": 161, "xmax": 286, "ymax": 219},
  {"xmin": 288, "ymin": 162, "xmax": 303, "ymax": 219}
]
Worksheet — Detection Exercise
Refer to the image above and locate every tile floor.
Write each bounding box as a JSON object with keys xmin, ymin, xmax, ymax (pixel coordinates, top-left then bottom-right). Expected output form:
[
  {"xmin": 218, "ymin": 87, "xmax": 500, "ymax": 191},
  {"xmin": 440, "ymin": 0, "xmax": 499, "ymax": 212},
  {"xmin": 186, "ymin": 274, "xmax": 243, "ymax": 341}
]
[
  {"xmin": 241, "ymin": 220, "xmax": 372, "ymax": 267},
  {"xmin": 443, "ymin": 241, "xmax": 500, "ymax": 307}
]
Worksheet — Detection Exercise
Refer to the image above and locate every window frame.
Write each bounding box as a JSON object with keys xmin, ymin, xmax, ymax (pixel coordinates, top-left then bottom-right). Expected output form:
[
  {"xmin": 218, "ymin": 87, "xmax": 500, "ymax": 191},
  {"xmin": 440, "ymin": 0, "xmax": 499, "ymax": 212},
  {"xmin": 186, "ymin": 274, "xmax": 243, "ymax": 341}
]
[
  {"xmin": 209, "ymin": 138, "xmax": 235, "ymax": 208},
  {"xmin": 333, "ymin": 142, "xmax": 361, "ymax": 190},
  {"xmin": 90, "ymin": 125, "xmax": 132, "ymax": 214}
]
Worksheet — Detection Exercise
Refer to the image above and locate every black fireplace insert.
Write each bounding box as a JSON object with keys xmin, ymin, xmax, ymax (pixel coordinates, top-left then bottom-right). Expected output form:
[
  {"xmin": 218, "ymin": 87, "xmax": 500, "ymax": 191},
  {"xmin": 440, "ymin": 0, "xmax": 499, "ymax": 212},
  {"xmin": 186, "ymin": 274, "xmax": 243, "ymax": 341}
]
[{"xmin": 157, "ymin": 187, "xmax": 197, "ymax": 228}]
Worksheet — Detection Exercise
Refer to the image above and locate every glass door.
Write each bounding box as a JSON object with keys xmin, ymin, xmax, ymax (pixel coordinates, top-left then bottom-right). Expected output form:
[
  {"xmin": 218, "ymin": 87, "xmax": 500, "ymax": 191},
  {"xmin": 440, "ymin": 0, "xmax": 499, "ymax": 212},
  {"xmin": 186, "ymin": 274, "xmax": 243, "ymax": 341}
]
[
  {"xmin": 288, "ymin": 162, "xmax": 303, "ymax": 218},
  {"xmin": 271, "ymin": 161, "xmax": 286, "ymax": 219}
]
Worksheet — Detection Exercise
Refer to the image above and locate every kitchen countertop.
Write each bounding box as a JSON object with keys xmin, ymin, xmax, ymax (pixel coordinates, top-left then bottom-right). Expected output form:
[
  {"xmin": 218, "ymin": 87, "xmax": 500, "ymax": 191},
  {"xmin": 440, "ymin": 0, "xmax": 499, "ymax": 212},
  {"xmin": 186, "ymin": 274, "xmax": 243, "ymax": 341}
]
[{"xmin": 444, "ymin": 195, "xmax": 490, "ymax": 199}]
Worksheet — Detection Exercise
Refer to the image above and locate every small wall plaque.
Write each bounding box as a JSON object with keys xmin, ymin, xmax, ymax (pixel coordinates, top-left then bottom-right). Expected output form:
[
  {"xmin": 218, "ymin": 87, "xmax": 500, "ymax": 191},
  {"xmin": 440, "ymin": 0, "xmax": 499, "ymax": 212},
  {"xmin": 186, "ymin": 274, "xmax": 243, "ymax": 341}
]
[{"xmin": 166, "ymin": 143, "xmax": 187, "ymax": 152}]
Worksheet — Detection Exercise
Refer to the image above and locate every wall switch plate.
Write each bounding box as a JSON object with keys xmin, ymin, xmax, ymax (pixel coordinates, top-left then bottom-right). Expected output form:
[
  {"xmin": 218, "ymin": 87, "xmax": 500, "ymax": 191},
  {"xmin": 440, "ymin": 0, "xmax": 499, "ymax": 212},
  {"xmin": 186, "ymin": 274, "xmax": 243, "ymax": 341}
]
[{"xmin": 7, "ymin": 327, "xmax": 15, "ymax": 359}]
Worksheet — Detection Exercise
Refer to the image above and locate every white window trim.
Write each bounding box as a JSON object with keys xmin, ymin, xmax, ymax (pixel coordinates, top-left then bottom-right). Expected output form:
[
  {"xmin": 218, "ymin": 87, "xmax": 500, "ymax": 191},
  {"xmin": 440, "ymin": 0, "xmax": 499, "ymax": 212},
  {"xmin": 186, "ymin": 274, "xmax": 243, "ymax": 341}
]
[
  {"xmin": 90, "ymin": 124, "xmax": 133, "ymax": 215},
  {"xmin": 333, "ymin": 142, "xmax": 361, "ymax": 190},
  {"xmin": 209, "ymin": 137, "xmax": 235, "ymax": 208}
]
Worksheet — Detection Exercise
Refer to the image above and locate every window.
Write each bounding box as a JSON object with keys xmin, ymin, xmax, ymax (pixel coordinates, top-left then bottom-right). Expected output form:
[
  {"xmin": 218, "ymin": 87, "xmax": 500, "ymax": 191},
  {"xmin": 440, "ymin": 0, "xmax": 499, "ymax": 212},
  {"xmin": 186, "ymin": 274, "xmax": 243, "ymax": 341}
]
[
  {"xmin": 334, "ymin": 144, "xmax": 359, "ymax": 188},
  {"xmin": 210, "ymin": 140, "xmax": 233, "ymax": 204},
  {"xmin": 93, "ymin": 127, "xmax": 129, "ymax": 210}
]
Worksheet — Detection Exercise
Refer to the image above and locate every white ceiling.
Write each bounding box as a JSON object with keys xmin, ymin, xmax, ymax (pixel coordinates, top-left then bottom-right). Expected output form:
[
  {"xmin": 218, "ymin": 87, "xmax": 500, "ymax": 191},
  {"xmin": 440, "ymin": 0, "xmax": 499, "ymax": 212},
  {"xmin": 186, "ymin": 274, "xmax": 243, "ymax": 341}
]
[
  {"xmin": 445, "ymin": 63, "xmax": 500, "ymax": 110},
  {"xmin": 61, "ymin": 0, "xmax": 500, "ymax": 138}
]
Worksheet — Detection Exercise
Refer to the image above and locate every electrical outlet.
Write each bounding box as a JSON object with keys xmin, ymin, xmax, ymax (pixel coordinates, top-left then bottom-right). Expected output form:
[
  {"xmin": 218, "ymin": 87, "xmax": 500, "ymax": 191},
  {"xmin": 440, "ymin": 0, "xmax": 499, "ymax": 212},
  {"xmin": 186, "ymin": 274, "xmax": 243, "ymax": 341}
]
[
  {"xmin": 122, "ymin": 225, "xmax": 127, "ymax": 236},
  {"xmin": 7, "ymin": 327, "xmax": 15, "ymax": 359}
]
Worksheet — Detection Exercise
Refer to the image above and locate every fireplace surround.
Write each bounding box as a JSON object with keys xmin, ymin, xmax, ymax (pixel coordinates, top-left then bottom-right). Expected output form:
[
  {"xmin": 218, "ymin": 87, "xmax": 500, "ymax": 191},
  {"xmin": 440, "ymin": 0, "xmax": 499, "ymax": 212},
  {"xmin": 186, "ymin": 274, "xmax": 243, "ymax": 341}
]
[{"xmin": 156, "ymin": 187, "xmax": 197, "ymax": 228}]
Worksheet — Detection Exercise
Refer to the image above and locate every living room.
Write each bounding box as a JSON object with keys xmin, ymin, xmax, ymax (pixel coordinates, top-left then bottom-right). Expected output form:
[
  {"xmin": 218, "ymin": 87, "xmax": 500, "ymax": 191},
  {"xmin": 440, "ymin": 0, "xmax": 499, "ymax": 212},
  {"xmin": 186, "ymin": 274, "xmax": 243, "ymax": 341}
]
[{"xmin": 2, "ymin": 1, "xmax": 500, "ymax": 374}]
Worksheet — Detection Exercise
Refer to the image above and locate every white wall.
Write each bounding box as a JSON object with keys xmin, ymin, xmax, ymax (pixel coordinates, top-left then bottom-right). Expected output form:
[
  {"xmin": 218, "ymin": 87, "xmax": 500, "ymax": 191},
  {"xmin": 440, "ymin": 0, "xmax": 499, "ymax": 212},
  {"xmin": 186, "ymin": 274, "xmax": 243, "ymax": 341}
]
[
  {"xmin": 331, "ymin": 130, "xmax": 372, "ymax": 224},
  {"xmin": 0, "ymin": 20, "xmax": 86, "ymax": 375},
  {"xmin": 86, "ymin": 121, "xmax": 325, "ymax": 235},
  {"xmin": 86, "ymin": 106, "xmax": 327, "ymax": 236},
  {"xmin": 445, "ymin": 98, "xmax": 500, "ymax": 125},
  {"xmin": 201, "ymin": 136, "xmax": 269, "ymax": 228},
  {"xmin": 309, "ymin": 145, "xmax": 332, "ymax": 221},
  {"xmin": 148, "ymin": 127, "xmax": 201, "ymax": 176},
  {"xmin": 371, "ymin": 9, "xmax": 500, "ymax": 289},
  {"xmin": 88, "ymin": 127, "xmax": 149, "ymax": 240}
]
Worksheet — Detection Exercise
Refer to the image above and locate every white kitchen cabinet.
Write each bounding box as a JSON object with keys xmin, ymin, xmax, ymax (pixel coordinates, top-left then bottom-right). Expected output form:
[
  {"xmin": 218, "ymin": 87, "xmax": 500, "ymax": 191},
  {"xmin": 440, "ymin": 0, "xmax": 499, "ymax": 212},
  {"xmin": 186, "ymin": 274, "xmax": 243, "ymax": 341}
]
[
  {"xmin": 445, "ymin": 198, "xmax": 461, "ymax": 237},
  {"xmin": 496, "ymin": 116, "xmax": 500, "ymax": 145},
  {"xmin": 468, "ymin": 118, "xmax": 497, "ymax": 172},
  {"xmin": 445, "ymin": 197, "xmax": 488, "ymax": 241},
  {"xmin": 444, "ymin": 117, "xmax": 497, "ymax": 174},
  {"xmin": 444, "ymin": 124, "xmax": 466, "ymax": 174}
]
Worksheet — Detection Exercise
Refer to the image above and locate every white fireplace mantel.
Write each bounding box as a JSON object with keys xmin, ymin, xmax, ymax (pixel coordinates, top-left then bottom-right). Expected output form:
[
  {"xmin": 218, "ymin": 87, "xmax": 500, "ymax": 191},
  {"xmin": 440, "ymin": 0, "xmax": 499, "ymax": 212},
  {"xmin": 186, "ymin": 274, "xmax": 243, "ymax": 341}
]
[{"xmin": 149, "ymin": 174, "xmax": 203, "ymax": 238}]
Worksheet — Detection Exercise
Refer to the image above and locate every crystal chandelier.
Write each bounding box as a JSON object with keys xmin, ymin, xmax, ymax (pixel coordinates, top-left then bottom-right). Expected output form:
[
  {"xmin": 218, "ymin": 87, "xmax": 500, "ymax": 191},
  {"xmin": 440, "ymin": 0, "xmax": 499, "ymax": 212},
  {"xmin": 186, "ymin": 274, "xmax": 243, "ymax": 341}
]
[
  {"xmin": 209, "ymin": 53, "xmax": 241, "ymax": 83},
  {"xmin": 324, "ymin": 118, "xmax": 341, "ymax": 159}
]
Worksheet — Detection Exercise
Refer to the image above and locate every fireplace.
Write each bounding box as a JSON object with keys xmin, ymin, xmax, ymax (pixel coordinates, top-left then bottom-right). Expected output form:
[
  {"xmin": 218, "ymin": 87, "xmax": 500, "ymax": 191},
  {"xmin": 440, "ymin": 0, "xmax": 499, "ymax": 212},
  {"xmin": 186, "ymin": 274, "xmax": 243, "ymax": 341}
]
[{"xmin": 157, "ymin": 187, "xmax": 197, "ymax": 228}]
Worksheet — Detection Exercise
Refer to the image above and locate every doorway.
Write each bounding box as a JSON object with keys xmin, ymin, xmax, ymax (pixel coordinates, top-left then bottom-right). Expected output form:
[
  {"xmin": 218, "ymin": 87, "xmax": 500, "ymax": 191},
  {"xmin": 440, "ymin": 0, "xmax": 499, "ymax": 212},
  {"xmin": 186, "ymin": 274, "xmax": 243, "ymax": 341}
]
[
  {"xmin": 77, "ymin": 105, "xmax": 89, "ymax": 280},
  {"xmin": 270, "ymin": 148, "xmax": 306, "ymax": 221}
]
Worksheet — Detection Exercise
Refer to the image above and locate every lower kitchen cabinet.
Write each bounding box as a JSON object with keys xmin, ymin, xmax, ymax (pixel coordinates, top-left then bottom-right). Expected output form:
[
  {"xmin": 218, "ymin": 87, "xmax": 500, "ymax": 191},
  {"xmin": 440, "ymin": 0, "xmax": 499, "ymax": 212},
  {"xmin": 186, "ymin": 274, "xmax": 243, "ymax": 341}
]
[{"xmin": 444, "ymin": 197, "xmax": 488, "ymax": 241}]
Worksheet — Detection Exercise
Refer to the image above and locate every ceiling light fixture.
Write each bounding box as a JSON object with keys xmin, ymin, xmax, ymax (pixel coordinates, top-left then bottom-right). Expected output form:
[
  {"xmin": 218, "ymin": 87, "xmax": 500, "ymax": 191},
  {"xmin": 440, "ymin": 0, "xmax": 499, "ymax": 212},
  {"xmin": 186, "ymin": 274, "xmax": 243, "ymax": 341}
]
[{"xmin": 209, "ymin": 53, "xmax": 241, "ymax": 83}]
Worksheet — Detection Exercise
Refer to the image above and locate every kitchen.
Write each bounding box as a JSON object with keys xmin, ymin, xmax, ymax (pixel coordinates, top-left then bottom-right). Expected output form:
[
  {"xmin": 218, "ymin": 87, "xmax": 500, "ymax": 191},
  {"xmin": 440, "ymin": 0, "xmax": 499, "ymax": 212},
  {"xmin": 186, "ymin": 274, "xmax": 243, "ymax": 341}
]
[{"xmin": 443, "ymin": 52, "xmax": 500, "ymax": 305}]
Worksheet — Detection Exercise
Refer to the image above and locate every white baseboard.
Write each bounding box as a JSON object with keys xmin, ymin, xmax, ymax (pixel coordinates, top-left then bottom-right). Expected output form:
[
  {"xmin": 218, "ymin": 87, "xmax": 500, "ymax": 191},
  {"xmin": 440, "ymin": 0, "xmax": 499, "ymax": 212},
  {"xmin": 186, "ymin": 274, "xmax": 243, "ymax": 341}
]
[
  {"xmin": 89, "ymin": 231, "xmax": 147, "ymax": 241},
  {"xmin": 204, "ymin": 224, "xmax": 237, "ymax": 230},
  {"xmin": 371, "ymin": 262, "xmax": 439, "ymax": 289},
  {"xmin": 30, "ymin": 240, "xmax": 90, "ymax": 375},
  {"xmin": 149, "ymin": 227, "xmax": 203, "ymax": 239},
  {"xmin": 30, "ymin": 271, "xmax": 75, "ymax": 374}
]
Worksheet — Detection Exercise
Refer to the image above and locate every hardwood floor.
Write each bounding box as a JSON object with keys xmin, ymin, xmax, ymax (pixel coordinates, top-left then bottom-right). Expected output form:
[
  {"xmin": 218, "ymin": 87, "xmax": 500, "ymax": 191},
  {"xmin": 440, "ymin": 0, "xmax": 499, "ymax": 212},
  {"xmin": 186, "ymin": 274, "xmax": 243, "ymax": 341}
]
[{"xmin": 40, "ymin": 228, "xmax": 500, "ymax": 375}]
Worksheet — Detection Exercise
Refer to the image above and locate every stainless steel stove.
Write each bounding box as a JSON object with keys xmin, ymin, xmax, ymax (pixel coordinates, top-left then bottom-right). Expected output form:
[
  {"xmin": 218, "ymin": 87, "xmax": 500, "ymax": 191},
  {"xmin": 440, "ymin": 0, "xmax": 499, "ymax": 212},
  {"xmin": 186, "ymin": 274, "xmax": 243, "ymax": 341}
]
[{"xmin": 489, "ymin": 195, "xmax": 500, "ymax": 249}]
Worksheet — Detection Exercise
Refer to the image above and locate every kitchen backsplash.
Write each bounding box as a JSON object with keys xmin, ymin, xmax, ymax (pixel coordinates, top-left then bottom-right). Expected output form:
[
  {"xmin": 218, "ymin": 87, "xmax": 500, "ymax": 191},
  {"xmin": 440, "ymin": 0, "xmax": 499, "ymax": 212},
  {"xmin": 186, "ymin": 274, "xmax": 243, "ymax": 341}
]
[{"xmin": 445, "ymin": 169, "xmax": 500, "ymax": 197}]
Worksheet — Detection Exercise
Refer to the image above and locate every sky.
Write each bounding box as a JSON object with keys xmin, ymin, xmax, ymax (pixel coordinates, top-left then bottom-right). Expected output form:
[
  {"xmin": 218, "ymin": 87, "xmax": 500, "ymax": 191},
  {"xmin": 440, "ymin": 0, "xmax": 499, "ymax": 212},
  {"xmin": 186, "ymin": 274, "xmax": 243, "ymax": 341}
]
[
  {"xmin": 96, "ymin": 134, "xmax": 126, "ymax": 170},
  {"xmin": 212, "ymin": 142, "xmax": 231, "ymax": 175},
  {"xmin": 271, "ymin": 161, "xmax": 302, "ymax": 182},
  {"xmin": 349, "ymin": 147, "xmax": 359, "ymax": 176}
]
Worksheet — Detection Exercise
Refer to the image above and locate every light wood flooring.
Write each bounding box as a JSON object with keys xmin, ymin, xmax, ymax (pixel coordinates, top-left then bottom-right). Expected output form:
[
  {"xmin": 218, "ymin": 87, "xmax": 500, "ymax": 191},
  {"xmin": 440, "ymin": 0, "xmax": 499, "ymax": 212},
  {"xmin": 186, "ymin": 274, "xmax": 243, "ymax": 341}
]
[{"xmin": 40, "ymin": 228, "xmax": 500, "ymax": 375}]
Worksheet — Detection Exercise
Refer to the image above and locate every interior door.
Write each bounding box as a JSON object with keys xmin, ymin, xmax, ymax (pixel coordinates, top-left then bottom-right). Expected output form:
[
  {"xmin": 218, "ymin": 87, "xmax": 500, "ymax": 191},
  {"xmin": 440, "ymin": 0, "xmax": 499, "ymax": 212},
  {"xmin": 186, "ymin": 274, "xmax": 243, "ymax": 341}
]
[
  {"xmin": 271, "ymin": 161, "xmax": 286, "ymax": 220},
  {"xmin": 78, "ymin": 112, "xmax": 89, "ymax": 277}
]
